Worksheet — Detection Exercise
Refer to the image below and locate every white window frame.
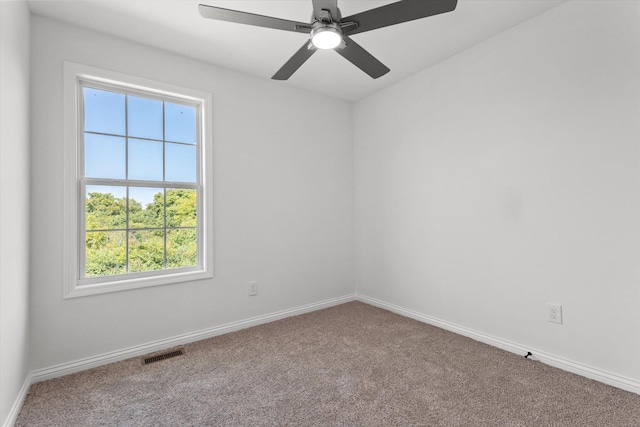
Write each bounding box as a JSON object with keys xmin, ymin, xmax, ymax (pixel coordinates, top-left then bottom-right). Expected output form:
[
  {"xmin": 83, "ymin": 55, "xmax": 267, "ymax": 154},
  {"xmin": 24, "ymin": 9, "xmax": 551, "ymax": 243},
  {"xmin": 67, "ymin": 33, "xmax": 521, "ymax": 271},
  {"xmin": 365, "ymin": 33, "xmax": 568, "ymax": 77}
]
[{"xmin": 63, "ymin": 62, "xmax": 214, "ymax": 299}]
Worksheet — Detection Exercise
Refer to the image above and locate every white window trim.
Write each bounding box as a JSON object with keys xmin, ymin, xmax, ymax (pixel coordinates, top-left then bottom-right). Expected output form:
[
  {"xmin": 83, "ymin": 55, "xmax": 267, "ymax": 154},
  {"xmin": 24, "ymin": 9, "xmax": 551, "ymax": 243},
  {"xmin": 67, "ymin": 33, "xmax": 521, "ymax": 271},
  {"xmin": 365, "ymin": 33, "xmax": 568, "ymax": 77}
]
[{"xmin": 63, "ymin": 61, "xmax": 214, "ymax": 299}]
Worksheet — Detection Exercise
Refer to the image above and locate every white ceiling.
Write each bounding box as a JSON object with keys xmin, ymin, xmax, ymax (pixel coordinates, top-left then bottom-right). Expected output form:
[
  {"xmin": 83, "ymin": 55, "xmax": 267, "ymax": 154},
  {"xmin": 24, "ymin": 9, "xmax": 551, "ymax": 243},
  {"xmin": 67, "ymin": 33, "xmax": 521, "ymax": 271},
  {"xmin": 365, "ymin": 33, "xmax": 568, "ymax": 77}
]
[{"xmin": 26, "ymin": 0, "xmax": 567, "ymax": 102}]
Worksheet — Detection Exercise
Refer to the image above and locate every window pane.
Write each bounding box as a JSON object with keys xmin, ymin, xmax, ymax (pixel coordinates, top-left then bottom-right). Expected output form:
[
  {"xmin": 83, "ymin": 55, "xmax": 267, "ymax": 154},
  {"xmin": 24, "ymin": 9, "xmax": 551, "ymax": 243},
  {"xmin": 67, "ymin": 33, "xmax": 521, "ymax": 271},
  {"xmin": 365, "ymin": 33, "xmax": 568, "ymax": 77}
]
[
  {"xmin": 85, "ymin": 230, "xmax": 126, "ymax": 277},
  {"xmin": 165, "ymin": 143, "xmax": 196, "ymax": 182},
  {"xmin": 128, "ymin": 139, "xmax": 163, "ymax": 181},
  {"xmin": 129, "ymin": 230, "xmax": 165, "ymax": 273},
  {"xmin": 165, "ymin": 103, "xmax": 196, "ymax": 144},
  {"xmin": 166, "ymin": 188, "xmax": 197, "ymax": 227},
  {"xmin": 167, "ymin": 228, "xmax": 197, "ymax": 268},
  {"xmin": 86, "ymin": 186, "xmax": 127, "ymax": 230},
  {"xmin": 129, "ymin": 187, "xmax": 164, "ymax": 229},
  {"xmin": 85, "ymin": 133, "xmax": 126, "ymax": 179},
  {"xmin": 84, "ymin": 87, "xmax": 125, "ymax": 135},
  {"xmin": 128, "ymin": 96, "xmax": 163, "ymax": 140}
]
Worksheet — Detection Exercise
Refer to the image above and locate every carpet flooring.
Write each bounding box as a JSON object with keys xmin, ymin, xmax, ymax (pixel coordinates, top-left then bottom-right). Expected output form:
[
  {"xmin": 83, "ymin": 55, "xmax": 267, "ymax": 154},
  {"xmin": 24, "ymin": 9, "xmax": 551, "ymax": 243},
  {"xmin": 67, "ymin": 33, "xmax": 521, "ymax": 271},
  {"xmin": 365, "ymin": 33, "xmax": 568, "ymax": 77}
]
[{"xmin": 16, "ymin": 302, "xmax": 640, "ymax": 426}]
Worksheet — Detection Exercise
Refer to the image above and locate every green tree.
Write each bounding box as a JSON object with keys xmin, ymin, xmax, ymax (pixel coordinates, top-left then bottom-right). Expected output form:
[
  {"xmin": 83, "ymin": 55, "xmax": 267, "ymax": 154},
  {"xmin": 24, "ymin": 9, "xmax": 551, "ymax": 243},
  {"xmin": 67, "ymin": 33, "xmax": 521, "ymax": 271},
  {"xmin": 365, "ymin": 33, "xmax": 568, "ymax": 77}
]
[
  {"xmin": 86, "ymin": 191, "xmax": 127, "ymax": 230},
  {"xmin": 85, "ymin": 188, "xmax": 197, "ymax": 277},
  {"xmin": 142, "ymin": 188, "xmax": 197, "ymax": 227},
  {"xmin": 85, "ymin": 191, "xmax": 128, "ymax": 276},
  {"xmin": 128, "ymin": 229, "xmax": 165, "ymax": 273},
  {"xmin": 85, "ymin": 231, "xmax": 126, "ymax": 276}
]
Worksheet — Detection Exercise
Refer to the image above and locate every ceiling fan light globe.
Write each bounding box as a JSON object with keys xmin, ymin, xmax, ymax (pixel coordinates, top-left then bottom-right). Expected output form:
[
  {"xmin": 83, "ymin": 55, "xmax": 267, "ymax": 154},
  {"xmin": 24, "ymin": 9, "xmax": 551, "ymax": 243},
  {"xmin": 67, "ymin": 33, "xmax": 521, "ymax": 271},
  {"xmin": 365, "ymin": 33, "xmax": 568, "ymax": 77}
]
[{"xmin": 311, "ymin": 27, "xmax": 342, "ymax": 49}]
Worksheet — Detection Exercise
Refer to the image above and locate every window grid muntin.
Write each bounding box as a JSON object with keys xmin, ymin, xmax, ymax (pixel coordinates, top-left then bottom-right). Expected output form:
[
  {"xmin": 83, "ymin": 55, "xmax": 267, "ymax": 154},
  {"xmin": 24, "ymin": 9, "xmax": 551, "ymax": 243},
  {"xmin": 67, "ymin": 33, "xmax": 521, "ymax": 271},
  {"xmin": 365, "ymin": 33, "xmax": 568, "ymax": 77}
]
[{"xmin": 79, "ymin": 79, "xmax": 202, "ymax": 282}]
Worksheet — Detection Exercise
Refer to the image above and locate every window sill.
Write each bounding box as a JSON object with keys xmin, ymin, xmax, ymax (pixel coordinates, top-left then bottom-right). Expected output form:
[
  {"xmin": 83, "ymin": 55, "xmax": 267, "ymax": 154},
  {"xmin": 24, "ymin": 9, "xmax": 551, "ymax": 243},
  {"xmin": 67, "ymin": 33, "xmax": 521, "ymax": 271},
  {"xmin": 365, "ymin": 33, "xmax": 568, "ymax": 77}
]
[{"xmin": 64, "ymin": 269, "xmax": 213, "ymax": 299}]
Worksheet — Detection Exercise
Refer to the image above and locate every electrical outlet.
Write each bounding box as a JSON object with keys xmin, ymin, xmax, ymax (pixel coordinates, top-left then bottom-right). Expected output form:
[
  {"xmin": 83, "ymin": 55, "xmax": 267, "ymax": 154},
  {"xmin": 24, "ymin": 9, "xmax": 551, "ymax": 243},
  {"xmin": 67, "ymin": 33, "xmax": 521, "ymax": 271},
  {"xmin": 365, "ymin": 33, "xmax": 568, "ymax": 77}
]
[
  {"xmin": 547, "ymin": 303, "xmax": 562, "ymax": 324},
  {"xmin": 248, "ymin": 281, "xmax": 258, "ymax": 296}
]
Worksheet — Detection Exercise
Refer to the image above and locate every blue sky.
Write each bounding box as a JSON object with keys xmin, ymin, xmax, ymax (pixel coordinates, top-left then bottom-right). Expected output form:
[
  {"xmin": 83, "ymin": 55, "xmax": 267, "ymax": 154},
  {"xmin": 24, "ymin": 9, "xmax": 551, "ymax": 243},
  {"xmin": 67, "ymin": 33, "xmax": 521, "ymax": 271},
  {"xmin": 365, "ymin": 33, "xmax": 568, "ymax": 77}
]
[{"xmin": 84, "ymin": 87, "xmax": 197, "ymax": 205}]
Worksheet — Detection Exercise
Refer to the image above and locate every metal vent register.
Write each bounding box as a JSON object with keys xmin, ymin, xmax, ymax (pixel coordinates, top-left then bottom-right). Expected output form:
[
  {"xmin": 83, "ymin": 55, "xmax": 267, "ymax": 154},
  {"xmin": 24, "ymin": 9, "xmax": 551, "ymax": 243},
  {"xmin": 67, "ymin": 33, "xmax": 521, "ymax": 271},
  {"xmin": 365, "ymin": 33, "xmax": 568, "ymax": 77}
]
[{"xmin": 142, "ymin": 349, "xmax": 185, "ymax": 365}]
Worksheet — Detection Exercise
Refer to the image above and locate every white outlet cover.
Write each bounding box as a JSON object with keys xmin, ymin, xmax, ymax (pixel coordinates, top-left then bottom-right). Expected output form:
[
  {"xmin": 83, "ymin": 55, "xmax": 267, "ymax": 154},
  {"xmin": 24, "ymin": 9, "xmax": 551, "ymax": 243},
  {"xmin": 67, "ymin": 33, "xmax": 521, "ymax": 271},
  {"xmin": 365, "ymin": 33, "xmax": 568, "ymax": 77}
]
[{"xmin": 547, "ymin": 303, "xmax": 563, "ymax": 324}]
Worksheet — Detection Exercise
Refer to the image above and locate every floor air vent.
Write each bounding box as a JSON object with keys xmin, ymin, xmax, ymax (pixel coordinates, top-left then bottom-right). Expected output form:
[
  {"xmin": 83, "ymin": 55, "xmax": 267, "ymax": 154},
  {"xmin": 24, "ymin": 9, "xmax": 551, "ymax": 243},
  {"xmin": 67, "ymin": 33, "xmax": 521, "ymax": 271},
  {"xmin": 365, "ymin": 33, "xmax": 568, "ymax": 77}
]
[{"xmin": 142, "ymin": 349, "xmax": 184, "ymax": 365}]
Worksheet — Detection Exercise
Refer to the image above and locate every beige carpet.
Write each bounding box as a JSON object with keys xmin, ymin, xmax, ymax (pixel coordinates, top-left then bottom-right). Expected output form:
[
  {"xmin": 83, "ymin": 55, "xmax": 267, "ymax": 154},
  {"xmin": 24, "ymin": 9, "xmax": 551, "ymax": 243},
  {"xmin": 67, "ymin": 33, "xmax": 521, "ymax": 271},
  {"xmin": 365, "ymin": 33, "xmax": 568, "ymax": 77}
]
[{"xmin": 16, "ymin": 302, "xmax": 640, "ymax": 426}]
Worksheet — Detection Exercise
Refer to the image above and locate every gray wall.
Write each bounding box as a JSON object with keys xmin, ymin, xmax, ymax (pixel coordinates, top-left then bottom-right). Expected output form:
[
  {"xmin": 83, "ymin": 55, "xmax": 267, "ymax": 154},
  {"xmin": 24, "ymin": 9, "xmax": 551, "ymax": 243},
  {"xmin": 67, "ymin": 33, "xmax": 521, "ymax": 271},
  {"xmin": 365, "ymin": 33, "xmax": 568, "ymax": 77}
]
[
  {"xmin": 0, "ymin": 1, "xmax": 31, "ymax": 425},
  {"xmin": 354, "ymin": 0, "xmax": 640, "ymax": 382}
]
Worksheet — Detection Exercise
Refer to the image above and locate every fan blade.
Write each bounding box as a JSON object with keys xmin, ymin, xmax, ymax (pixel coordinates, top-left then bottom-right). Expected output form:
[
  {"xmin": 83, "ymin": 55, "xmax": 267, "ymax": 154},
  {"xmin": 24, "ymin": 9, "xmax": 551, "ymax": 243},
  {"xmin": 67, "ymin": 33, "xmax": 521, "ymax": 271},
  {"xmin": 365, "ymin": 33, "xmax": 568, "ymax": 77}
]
[
  {"xmin": 336, "ymin": 36, "xmax": 390, "ymax": 79},
  {"xmin": 312, "ymin": 0, "xmax": 339, "ymax": 21},
  {"xmin": 272, "ymin": 43, "xmax": 318, "ymax": 80},
  {"xmin": 342, "ymin": 0, "xmax": 457, "ymax": 36},
  {"xmin": 199, "ymin": 4, "xmax": 312, "ymax": 33}
]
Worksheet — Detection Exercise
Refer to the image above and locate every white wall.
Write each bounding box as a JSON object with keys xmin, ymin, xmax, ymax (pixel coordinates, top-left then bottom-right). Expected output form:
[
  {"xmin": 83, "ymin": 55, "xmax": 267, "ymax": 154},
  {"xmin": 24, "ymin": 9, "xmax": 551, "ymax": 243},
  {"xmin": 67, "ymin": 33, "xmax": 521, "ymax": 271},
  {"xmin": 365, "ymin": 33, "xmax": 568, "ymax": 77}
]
[
  {"xmin": 0, "ymin": 1, "xmax": 31, "ymax": 425},
  {"xmin": 354, "ymin": 0, "xmax": 640, "ymax": 383},
  {"xmin": 29, "ymin": 16, "xmax": 354, "ymax": 371}
]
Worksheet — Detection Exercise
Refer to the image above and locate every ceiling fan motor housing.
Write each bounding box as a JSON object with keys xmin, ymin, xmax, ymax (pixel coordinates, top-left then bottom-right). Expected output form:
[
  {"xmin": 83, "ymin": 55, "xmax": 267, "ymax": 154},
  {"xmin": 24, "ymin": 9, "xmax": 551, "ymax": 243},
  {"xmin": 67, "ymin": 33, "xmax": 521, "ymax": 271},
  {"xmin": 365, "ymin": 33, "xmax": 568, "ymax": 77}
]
[{"xmin": 310, "ymin": 21, "xmax": 345, "ymax": 49}]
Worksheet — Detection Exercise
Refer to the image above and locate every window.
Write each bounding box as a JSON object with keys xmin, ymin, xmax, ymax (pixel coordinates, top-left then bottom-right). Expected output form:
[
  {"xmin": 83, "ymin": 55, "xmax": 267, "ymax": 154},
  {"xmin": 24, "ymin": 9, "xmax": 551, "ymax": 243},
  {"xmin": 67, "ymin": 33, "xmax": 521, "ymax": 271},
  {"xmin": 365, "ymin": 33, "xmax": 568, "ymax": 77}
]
[{"xmin": 64, "ymin": 62, "xmax": 213, "ymax": 298}]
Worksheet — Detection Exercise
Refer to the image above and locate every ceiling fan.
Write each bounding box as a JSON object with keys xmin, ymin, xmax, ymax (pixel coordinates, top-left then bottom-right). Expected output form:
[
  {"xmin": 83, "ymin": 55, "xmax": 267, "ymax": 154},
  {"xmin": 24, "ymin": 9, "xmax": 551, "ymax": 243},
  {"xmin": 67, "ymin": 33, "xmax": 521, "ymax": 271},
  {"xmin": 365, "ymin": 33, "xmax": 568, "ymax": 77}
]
[{"xmin": 199, "ymin": 0, "xmax": 458, "ymax": 80}]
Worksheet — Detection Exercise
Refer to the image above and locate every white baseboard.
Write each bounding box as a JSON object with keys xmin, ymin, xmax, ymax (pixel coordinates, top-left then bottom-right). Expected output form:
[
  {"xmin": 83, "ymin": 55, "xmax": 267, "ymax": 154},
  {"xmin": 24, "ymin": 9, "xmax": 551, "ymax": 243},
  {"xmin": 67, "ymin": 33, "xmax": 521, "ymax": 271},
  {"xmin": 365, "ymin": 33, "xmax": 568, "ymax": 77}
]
[
  {"xmin": 356, "ymin": 293, "xmax": 640, "ymax": 395},
  {"xmin": 3, "ymin": 373, "xmax": 32, "ymax": 427},
  {"xmin": 31, "ymin": 294, "xmax": 356, "ymax": 384}
]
